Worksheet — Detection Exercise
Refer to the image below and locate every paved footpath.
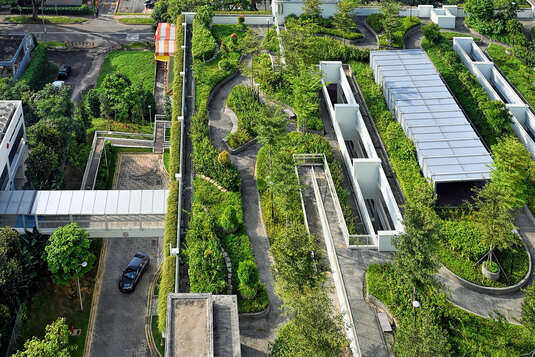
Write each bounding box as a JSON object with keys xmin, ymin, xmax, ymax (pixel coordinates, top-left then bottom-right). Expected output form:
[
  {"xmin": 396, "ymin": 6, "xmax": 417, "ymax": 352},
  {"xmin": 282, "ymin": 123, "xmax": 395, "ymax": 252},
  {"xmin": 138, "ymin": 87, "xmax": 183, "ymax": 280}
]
[{"xmin": 207, "ymin": 72, "xmax": 286, "ymax": 355}]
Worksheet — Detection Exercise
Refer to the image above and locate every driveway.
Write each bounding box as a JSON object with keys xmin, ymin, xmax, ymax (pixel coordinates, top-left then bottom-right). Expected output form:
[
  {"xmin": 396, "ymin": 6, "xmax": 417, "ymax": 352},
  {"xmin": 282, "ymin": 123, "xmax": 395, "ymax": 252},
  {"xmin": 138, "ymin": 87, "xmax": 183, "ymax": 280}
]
[
  {"xmin": 88, "ymin": 153, "xmax": 168, "ymax": 357},
  {"xmin": 118, "ymin": 0, "xmax": 148, "ymax": 14}
]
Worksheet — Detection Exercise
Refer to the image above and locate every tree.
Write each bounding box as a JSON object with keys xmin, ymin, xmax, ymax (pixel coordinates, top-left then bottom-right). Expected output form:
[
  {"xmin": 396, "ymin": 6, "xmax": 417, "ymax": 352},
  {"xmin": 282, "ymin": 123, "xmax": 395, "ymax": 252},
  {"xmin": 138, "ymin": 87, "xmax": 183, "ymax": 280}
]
[
  {"xmin": 273, "ymin": 288, "xmax": 348, "ymax": 356},
  {"xmin": 98, "ymin": 72, "xmax": 134, "ymax": 122},
  {"xmin": 31, "ymin": 0, "xmax": 43, "ymax": 22},
  {"xmin": 44, "ymin": 223, "xmax": 95, "ymax": 286},
  {"xmin": 14, "ymin": 317, "xmax": 74, "ymax": 357},
  {"xmin": 256, "ymin": 108, "xmax": 288, "ymax": 218},
  {"xmin": 194, "ymin": 4, "xmax": 213, "ymax": 27},
  {"xmin": 290, "ymin": 65, "xmax": 323, "ymax": 133},
  {"xmin": 464, "ymin": 0, "xmax": 494, "ymax": 23},
  {"xmin": 421, "ymin": 22, "xmax": 442, "ymax": 43},
  {"xmin": 395, "ymin": 307, "xmax": 451, "ymax": 357},
  {"xmin": 393, "ymin": 189, "xmax": 441, "ymax": 300},
  {"xmin": 271, "ymin": 222, "xmax": 326, "ymax": 303},
  {"xmin": 279, "ymin": 18, "xmax": 316, "ymax": 72},
  {"xmin": 473, "ymin": 181, "xmax": 517, "ymax": 270},
  {"xmin": 0, "ymin": 228, "xmax": 23, "ymax": 310},
  {"xmin": 380, "ymin": 0, "xmax": 401, "ymax": 47},
  {"xmin": 521, "ymin": 284, "xmax": 535, "ymax": 342},
  {"xmin": 32, "ymin": 83, "xmax": 73, "ymax": 121},
  {"xmin": 302, "ymin": 0, "xmax": 322, "ymax": 20},
  {"xmin": 490, "ymin": 134, "xmax": 534, "ymax": 209},
  {"xmin": 68, "ymin": 142, "xmax": 91, "ymax": 174},
  {"xmin": 239, "ymin": 29, "xmax": 261, "ymax": 87},
  {"xmin": 24, "ymin": 143, "xmax": 62, "ymax": 190},
  {"xmin": 28, "ymin": 121, "xmax": 62, "ymax": 154},
  {"xmin": 333, "ymin": 0, "xmax": 357, "ymax": 50}
]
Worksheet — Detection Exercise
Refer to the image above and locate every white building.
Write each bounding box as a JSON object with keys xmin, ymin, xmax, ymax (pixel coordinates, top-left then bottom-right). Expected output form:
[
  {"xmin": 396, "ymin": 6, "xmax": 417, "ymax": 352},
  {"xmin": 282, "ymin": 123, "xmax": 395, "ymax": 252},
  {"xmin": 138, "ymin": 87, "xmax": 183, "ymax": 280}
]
[{"xmin": 0, "ymin": 101, "xmax": 27, "ymax": 191}]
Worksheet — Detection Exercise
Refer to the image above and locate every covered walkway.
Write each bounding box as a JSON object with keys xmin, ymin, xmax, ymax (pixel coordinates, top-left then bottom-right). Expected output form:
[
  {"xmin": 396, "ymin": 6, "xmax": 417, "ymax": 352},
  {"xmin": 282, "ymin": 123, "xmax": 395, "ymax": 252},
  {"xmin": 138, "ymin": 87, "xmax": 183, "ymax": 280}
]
[{"xmin": 0, "ymin": 189, "xmax": 168, "ymax": 237}]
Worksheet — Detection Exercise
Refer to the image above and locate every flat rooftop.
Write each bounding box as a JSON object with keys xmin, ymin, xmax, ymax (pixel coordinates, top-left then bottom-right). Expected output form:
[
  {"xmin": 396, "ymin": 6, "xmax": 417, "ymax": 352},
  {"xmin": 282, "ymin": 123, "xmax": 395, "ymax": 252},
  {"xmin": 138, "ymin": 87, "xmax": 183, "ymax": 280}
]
[
  {"xmin": 0, "ymin": 35, "xmax": 25, "ymax": 63},
  {"xmin": 370, "ymin": 49, "xmax": 492, "ymax": 186},
  {"xmin": 0, "ymin": 101, "xmax": 19, "ymax": 142},
  {"xmin": 166, "ymin": 293, "xmax": 241, "ymax": 357}
]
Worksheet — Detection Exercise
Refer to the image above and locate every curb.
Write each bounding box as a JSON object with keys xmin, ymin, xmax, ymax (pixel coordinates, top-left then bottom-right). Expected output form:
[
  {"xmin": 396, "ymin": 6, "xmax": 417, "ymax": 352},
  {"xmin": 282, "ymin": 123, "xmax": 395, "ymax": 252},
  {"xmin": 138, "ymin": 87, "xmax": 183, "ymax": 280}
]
[
  {"xmin": 83, "ymin": 238, "xmax": 109, "ymax": 357},
  {"xmin": 145, "ymin": 263, "xmax": 163, "ymax": 357},
  {"xmin": 440, "ymin": 235, "xmax": 532, "ymax": 296},
  {"xmin": 238, "ymin": 303, "xmax": 270, "ymax": 321},
  {"xmin": 362, "ymin": 20, "xmax": 379, "ymax": 49}
]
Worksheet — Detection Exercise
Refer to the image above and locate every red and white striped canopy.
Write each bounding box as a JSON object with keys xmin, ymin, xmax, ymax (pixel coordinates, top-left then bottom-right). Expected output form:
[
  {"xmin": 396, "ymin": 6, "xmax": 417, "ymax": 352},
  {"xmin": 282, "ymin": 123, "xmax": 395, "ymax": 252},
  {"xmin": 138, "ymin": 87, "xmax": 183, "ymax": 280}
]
[{"xmin": 155, "ymin": 23, "xmax": 177, "ymax": 57}]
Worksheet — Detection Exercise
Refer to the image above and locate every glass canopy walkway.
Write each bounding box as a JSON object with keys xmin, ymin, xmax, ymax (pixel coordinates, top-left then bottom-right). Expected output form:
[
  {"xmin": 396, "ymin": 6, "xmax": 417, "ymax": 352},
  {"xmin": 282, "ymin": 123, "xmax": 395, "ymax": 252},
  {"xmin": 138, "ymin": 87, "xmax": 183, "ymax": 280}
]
[{"xmin": 0, "ymin": 189, "xmax": 169, "ymax": 237}]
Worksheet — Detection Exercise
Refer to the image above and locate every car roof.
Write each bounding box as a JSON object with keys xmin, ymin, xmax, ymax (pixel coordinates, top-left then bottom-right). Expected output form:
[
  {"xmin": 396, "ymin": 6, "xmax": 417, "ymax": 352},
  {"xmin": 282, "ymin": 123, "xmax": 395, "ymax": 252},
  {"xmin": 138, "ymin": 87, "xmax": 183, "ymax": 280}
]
[
  {"xmin": 128, "ymin": 256, "xmax": 143, "ymax": 269},
  {"xmin": 134, "ymin": 252, "xmax": 147, "ymax": 259}
]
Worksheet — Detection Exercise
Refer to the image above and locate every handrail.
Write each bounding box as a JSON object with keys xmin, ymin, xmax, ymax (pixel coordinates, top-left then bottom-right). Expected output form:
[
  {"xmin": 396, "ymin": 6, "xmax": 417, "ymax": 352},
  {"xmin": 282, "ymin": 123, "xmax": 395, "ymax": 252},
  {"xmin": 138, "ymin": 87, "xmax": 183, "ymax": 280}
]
[{"xmin": 310, "ymin": 167, "xmax": 361, "ymax": 357}]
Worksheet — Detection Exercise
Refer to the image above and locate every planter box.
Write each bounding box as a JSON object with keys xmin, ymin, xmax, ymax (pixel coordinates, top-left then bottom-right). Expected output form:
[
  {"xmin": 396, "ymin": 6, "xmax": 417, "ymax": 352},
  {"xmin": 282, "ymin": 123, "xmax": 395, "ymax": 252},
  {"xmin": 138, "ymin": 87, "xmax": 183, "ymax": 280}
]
[{"xmin": 482, "ymin": 263, "xmax": 500, "ymax": 281}]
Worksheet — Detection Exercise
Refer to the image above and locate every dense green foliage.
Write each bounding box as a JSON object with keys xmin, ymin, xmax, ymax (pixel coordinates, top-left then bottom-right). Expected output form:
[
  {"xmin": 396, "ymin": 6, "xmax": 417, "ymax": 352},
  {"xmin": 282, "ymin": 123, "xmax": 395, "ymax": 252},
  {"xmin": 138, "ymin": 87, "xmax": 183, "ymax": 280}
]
[
  {"xmin": 261, "ymin": 27, "xmax": 280, "ymax": 53},
  {"xmin": 44, "ymin": 223, "xmax": 95, "ymax": 286},
  {"xmin": 13, "ymin": 318, "xmax": 75, "ymax": 357},
  {"xmin": 192, "ymin": 19, "xmax": 216, "ymax": 62},
  {"xmin": 488, "ymin": 44, "xmax": 535, "ymax": 111},
  {"xmin": 169, "ymin": 14, "xmax": 185, "ymax": 178},
  {"xmin": 367, "ymin": 263, "xmax": 535, "ymax": 355},
  {"xmin": 96, "ymin": 51, "xmax": 155, "ymax": 92},
  {"xmin": 378, "ymin": 16, "xmax": 420, "ymax": 48},
  {"xmin": 190, "ymin": 178, "xmax": 268, "ymax": 312},
  {"xmin": 225, "ymin": 84, "xmax": 264, "ymax": 148},
  {"xmin": 366, "ymin": 13, "xmax": 384, "ymax": 33},
  {"xmin": 464, "ymin": 0, "xmax": 526, "ymax": 45},
  {"xmin": 20, "ymin": 44, "xmax": 57, "ymax": 91}
]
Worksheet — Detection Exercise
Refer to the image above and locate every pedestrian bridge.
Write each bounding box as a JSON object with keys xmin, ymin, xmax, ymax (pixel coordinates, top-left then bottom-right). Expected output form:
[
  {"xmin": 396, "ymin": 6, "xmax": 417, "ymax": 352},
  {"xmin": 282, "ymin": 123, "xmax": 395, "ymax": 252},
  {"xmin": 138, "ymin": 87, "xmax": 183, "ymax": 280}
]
[{"xmin": 0, "ymin": 189, "xmax": 169, "ymax": 237}]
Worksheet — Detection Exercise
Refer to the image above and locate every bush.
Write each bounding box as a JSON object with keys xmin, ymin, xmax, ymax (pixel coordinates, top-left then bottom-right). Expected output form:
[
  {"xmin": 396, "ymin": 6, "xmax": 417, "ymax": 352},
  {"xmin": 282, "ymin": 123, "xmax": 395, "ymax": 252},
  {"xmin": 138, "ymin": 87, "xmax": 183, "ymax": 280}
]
[
  {"xmin": 192, "ymin": 19, "xmax": 216, "ymax": 62},
  {"xmin": 217, "ymin": 150, "xmax": 231, "ymax": 166},
  {"xmin": 194, "ymin": 4, "xmax": 213, "ymax": 27},
  {"xmin": 483, "ymin": 260, "xmax": 499, "ymax": 273},
  {"xmin": 442, "ymin": 220, "xmax": 487, "ymax": 261},
  {"xmin": 11, "ymin": 5, "xmax": 93, "ymax": 15},
  {"xmin": 378, "ymin": 16, "xmax": 420, "ymax": 48},
  {"xmin": 20, "ymin": 44, "xmax": 49, "ymax": 91},
  {"xmin": 315, "ymin": 26, "xmax": 364, "ymax": 40},
  {"xmin": 218, "ymin": 58, "xmax": 232, "ymax": 70},
  {"xmin": 366, "ymin": 13, "xmax": 384, "ymax": 33},
  {"xmin": 261, "ymin": 27, "xmax": 280, "ymax": 53},
  {"xmin": 422, "ymin": 22, "xmax": 442, "ymax": 43},
  {"xmin": 237, "ymin": 260, "xmax": 259, "ymax": 299},
  {"xmin": 219, "ymin": 205, "xmax": 241, "ymax": 233}
]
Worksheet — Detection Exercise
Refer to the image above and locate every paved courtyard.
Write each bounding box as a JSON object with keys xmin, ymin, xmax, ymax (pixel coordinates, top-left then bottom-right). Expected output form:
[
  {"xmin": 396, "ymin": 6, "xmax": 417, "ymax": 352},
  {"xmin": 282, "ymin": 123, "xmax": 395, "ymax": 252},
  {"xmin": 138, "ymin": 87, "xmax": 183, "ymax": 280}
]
[{"xmin": 89, "ymin": 152, "xmax": 168, "ymax": 357}]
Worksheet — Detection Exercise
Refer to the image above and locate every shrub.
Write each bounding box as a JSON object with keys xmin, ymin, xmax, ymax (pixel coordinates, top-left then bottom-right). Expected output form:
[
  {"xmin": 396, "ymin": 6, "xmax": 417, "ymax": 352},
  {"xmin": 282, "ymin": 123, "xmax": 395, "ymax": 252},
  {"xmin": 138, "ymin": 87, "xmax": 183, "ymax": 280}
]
[
  {"xmin": 192, "ymin": 19, "xmax": 216, "ymax": 62},
  {"xmin": 422, "ymin": 22, "xmax": 442, "ymax": 43},
  {"xmin": 194, "ymin": 5, "xmax": 213, "ymax": 27},
  {"xmin": 262, "ymin": 28, "xmax": 280, "ymax": 53},
  {"xmin": 218, "ymin": 150, "xmax": 231, "ymax": 166},
  {"xmin": 218, "ymin": 58, "xmax": 232, "ymax": 70},
  {"xmin": 84, "ymin": 88, "xmax": 101, "ymax": 118},
  {"xmin": 483, "ymin": 260, "xmax": 499, "ymax": 273},
  {"xmin": 219, "ymin": 205, "xmax": 241, "ymax": 233},
  {"xmin": 237, "ymin": 260, "xmax": 259, "ymax": 300},
  {"xmin": 20, "ymin": 44, "xmax": 48, "ymax": 90},
  {"xmin": 366, "ymin": 13, "xmax": 384, "ymax": 33}
]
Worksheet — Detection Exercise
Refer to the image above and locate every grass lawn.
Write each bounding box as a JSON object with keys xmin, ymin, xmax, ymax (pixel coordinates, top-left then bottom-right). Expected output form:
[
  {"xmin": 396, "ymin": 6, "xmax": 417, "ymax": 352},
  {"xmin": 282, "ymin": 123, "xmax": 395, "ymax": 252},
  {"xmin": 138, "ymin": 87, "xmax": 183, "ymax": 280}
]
[
  {"xmin": 16, "ymin": 239, "xmax": 103, "ymax": 357},
  {"xmin": 7, "ymin": 16, "xmax": 86, "ymax": 24},
  {"xmin": 122, "ymin": 42, "xmax": 155, "ymax": 50},
  {"xmin": 96, "ymin": 51, "xmax": 155, "ymax": 92},
  {"xmin": 151, "ymin": 316, "xmax": 165, "ymax": 355},
  {"xmin": 117, "ymin": 17, "xmax": 152, "ymax": 25},
  {"xmin": 87, "ymin": 118, "xmax": 153, "ymax": 143},
  {"xmin": 43, "ymin": 41, "xmax": 67, "ymax": 48}
]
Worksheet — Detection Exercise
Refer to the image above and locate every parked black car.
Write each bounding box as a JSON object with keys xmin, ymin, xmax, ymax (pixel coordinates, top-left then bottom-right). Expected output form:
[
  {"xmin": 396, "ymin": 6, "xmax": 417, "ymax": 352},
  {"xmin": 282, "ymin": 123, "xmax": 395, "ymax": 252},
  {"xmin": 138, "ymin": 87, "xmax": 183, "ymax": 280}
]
[
  {"xmin": 57, "ymin": 64, "xmax": 72, "ymax": 80},
  {"xmin": 144, "ymin": 0, "xmax": 156, "ymax": 9},
  {"xmin": 119, "ymin": 252, "xmax": 150, "ymax": 293}
]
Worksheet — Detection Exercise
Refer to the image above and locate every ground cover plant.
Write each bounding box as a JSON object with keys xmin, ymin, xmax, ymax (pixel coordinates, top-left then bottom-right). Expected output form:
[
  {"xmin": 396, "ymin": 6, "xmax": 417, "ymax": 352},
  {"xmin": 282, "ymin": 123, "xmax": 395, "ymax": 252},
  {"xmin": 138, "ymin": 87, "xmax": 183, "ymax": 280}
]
[
  {"xmin": 440, "ymin": 31, "xmax": 481, "ymax": 41},
  {"xmin": 6, "ymin": 16, "xmax": 85, "ymax": 24},
  {"xmin": 188, "ymin": 178, "xmax": 268, "ymax": 312},
  {"xmin": 116, "ymin": 17, "xmax": 152, "ymax": 25},
  {"xmin": 367, "ymin": 263, "xmax": 535, "ymax": 356},
  {"xmin": 96, "ymin": 51, "xmax": 155, "ymax": 92}
]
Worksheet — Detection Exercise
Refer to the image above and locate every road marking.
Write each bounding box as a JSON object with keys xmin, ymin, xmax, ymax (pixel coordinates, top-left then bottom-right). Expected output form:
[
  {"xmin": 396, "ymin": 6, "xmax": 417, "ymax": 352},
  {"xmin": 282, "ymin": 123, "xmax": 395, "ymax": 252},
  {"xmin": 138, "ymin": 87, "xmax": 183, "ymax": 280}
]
[{"xmin": 126, "ymin": 33, "xmax": 140, "ymax": 41}]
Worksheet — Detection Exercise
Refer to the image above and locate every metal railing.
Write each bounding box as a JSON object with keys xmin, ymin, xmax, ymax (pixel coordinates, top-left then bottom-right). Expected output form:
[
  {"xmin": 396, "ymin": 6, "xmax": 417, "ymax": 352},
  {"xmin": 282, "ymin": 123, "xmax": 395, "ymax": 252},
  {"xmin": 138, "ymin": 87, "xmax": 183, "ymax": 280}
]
[{"xmin": 4, "ymin": 304, "xmax": 25, "ymax": 357}]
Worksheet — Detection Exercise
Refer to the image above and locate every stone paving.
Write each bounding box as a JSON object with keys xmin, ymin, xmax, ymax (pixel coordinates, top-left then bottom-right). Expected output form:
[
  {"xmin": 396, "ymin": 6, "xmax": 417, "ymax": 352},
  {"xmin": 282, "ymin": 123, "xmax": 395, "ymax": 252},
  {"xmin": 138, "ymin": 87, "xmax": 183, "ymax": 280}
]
[{"xmin": 114, "ymin": 153, "xmax": 168, "ymax": 189}]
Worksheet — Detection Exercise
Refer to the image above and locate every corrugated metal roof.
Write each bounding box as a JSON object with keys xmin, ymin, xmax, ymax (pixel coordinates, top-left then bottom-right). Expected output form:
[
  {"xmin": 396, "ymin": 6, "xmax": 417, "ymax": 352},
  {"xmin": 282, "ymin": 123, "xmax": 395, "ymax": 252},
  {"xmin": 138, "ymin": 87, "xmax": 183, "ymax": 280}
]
[{"xmin": 370, "ymin": 49, "xmax": 492, "ymax": 184}]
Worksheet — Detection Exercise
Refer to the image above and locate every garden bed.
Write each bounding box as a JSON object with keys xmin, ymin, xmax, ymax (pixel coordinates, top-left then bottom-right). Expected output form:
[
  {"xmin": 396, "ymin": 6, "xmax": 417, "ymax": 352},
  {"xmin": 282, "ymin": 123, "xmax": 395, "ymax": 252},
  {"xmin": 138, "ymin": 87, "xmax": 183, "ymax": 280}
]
[
  {"xmin": 366, "ymin": 14, "xmax": 420, "ymax": 48},
  {"xmin": 96, "ymin": 50, "xmax": 155, "ymax": 92},
  {"xmin": 366, "ymin": 263, "xmax": 535, "ymax": 356}
]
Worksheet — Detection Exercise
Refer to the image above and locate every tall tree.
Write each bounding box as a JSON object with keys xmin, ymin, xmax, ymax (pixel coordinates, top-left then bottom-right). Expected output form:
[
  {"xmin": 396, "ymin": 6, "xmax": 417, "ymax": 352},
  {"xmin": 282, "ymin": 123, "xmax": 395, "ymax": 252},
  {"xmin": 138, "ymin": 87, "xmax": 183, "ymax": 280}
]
[
  {"xmin": 44, "ymin": 223, "xmax": 95, "ymax": 286},
  {"xmin": 333, "ymin": 0, "xmax": 357, "ymax": 51},
  {"xmin": 256, "ymin": 108, "xmax": 288, "ymax": 219},
  {"xmin": 473, "ymin": 181, "xmax": 517, "ymax": 269},
  {"xmin": 239, "ymin": 29, "xmax": 261, "ymax": 87},
  {"xmin": 0, "ymin": 227, "xmax": 23, "ymax": 310},
  {"xmin": 271, "ymin": 222, "xmax": 326, "ymax": 303},
  {"xmin": 279, "ymin": 17, "xmax": 316, "ymax": 72},
  {"xmin": 24, "ymin": 143, "xmax": 62, "ymax": 190},
  {"xmin": 290, "ymin": 64, "xmax": 323, "ymax": 132},
  {"xmin": 395, "ymin": 307, "xmax": 451, "ymax": 357},
  {"xmin": 14, "ymin": 318, "xmax": 74, "ymax": 357},
  {"xmin": 302, "ymin": 0, "xmax": 322, "ymax": 20},
  {"xmin": 393, "ymin": 189, "xmax": 441, "ymax": 300},
  {"xmin": 380, "ymin": 0, "xmax": 401, "ymax": 47}
]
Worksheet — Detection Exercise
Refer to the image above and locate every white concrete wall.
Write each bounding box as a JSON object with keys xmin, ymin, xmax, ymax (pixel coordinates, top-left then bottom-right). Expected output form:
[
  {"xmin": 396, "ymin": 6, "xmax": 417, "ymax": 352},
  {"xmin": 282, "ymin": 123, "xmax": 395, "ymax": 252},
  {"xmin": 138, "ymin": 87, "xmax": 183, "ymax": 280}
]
[
  {"xmin": 212, "ymin": 14, "xmax": 274, "ymax": 25},
  {"xmin": 0, "ymin": 102, "xmax": 27, "ymax": 191},
  {"xmin": 454, "ymin": 37, "xmax": 535, "ymax": 160}
]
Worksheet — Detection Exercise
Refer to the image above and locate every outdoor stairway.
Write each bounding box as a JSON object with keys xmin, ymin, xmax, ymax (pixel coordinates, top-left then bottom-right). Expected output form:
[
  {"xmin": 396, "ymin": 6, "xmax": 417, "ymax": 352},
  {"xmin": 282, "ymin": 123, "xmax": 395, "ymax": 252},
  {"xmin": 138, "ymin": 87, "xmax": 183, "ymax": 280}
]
[{"xmin": 298, "ymin": 166, "xmax": 390, "ymax": 357}]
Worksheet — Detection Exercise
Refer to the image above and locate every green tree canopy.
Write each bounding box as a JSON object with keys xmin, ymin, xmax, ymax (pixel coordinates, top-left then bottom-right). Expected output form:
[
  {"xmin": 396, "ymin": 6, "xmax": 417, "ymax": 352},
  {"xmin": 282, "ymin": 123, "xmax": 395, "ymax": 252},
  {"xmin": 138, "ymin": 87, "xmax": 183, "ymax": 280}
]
[
  {"xmin": 464, "ymin": 0, "xmax": 494, "ymax": 21},
  {"xmin": 290, "ymin": 64, "xmax": 323, "ymax": 131},
  {"xmin": 393, "ymin": 189, "xmax": 441, "ymax": 298},
  {"xmin": 333, "ymin": 0, "xmax": 357, "ymax": 43},
  {"xmin": 44, "ymin": 223, "xmax": 95, "ymax": 286},
  {"xmin": 32, "ymin": 83, "xmax": 73, "ymax": 121},
  {"xmin": 302, "ymin": 0, "xmax": 322, "ymax": 19},
  {"xmin": 14, "ymin": 317, "xmax": 74, "ymax": 357},
  {"xmin": 0, "ymin": 227, "xmax": 23, "ymax": 309},
  {"xmin": 380, "ymin": 0, "xmax": 401, "ymax": 46},
  {"xmin": 24, "ymin": 143, "xmax": 62, "ymax": 190}
]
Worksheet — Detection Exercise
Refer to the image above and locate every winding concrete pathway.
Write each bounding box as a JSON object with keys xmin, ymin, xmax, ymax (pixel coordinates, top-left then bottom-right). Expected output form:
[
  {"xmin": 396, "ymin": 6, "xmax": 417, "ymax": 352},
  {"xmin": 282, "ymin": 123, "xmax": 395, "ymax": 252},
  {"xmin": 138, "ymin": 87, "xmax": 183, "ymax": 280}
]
[{"xmin": 207, "ymin": 72, "xmax": 286, "ymax": 355}]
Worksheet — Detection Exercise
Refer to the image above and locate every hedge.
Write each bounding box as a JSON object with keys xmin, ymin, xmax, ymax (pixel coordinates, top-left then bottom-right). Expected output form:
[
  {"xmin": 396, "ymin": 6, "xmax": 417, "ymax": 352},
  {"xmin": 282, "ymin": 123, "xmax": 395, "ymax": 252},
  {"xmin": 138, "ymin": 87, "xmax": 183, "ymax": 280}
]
[
  {"xmin": 20, "ymin": 44, "xmax": 51, "ymax": 91},
  {"xmin": 316, "ymin": 26, "xmax": 364, "ymax": 40},
  {"xmin": 422, "ymin": 37, "xmax": 512, "ymax": 146},
  {"xmin": 11, "ymin": 5, "xmax": 93, "ymax": 15},
  {"xmin": 192, "ymin": 19, "xmax": 216, "ymax": 62}
]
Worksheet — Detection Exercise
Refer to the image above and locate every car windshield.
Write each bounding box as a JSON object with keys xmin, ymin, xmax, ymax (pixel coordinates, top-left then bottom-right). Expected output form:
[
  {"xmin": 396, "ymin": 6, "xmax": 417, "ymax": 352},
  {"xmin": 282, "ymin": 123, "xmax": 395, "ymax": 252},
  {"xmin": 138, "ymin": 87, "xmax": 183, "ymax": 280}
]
[{"xmin": 124, "ymin": 271, "xmax": 137, "ymax": 280}]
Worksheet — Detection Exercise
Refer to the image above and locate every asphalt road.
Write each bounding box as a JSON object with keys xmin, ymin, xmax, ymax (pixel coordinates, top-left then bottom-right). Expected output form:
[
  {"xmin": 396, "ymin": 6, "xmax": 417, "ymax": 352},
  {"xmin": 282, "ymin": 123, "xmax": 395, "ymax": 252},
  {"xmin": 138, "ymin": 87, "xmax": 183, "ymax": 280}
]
[
  {"xmin": 89, "ymin": 237, "xmax": 162, "ymax": 357},
  {"xmin": 118, "ymin": 0, "xmax": 148, "ymax": 14}
]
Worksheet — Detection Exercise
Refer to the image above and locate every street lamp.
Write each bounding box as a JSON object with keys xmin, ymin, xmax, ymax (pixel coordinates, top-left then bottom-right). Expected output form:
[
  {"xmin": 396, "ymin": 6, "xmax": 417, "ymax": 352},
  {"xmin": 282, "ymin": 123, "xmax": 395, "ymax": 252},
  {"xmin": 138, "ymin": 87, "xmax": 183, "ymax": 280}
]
[
  {"xmin": 77, "ymin": 261, "xmax": 88, "ymax": 311},
  {"xmin": 266, "ymin": 17, "xmax": 270, "ymax": 28},
  {"xmin": 412, "ymin": 300, "xmax": 420, "ymax": 325},
  {"xmin": 148, "ymin": 105, "xmax": 152, "ymax": 129}
]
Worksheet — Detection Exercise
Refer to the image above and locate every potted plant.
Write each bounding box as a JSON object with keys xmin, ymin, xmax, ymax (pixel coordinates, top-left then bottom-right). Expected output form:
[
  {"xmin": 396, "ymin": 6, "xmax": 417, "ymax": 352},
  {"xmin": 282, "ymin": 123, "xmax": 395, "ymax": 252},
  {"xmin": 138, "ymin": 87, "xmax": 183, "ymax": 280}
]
[{"xmin": 482, "ymin": 260, "xmax": 500, "ymax": 280}]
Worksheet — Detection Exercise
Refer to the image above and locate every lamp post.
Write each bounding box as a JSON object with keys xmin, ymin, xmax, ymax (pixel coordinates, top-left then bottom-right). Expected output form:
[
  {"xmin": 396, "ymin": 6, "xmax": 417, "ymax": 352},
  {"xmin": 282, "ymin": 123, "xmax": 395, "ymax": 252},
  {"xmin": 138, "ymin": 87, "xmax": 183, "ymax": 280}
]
[
  {"xmin": 41, "ymin": 0, "xmax": 47, "ymax": 42},
  {"xmin": 77, "ymin": 261, "xmax": 88, "ymax": 311},
  {"xmin": 148, "ymin": 105, "xmax": 152, "ymax": 129},
  {"xmin": 412, "ymin": 300, "xmax": 420, "ymax": 325},
  {"xmin": 266, "ymin": 17, "xmax": 270, "ymax": 28}
]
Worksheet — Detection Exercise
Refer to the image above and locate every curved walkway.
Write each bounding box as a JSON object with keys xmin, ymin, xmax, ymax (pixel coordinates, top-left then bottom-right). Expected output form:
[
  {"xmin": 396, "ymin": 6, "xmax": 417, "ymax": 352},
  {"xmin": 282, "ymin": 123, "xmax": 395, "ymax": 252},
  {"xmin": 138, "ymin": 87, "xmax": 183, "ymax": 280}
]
[
  {"xmin": 207, "ymin": 72, "xmax": 286, "ymax": 355},
  {"xmin": 354, "ymin": 16, "xmax": 378, "ymax": 49}
]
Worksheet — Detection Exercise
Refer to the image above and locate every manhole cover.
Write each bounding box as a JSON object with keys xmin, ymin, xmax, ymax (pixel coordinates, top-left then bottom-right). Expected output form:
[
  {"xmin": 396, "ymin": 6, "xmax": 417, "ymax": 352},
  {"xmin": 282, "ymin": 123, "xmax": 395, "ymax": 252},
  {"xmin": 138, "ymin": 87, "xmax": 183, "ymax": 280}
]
[
  {"xmin": 152, "ymin": 239, "xmax": 158, "ymax": 247},
  {"xmin": 126, "ymin": 33, "xmax": 139, "ymax": 41}
]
